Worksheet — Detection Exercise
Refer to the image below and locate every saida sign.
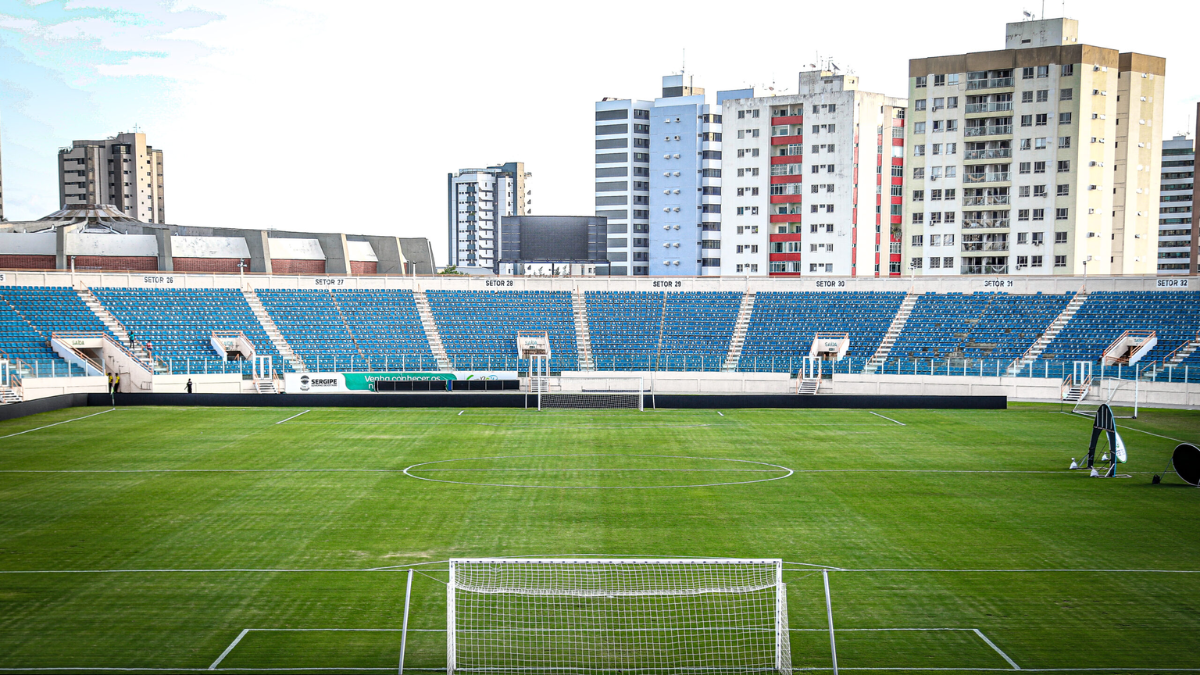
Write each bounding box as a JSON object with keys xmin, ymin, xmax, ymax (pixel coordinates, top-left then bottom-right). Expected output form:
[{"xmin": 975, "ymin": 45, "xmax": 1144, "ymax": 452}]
[{"xmin": 284, "ymin": 371, "xmax": 517, "ymax": 393}]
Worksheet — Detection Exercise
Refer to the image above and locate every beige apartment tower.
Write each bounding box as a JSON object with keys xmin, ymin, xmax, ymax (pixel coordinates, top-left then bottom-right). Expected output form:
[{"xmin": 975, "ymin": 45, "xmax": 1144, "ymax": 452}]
[
  {"xmin": 58, "ymin": 132, "xmax": 165, "ymax": 223},
  {"xmin": 903, "ymin": 18, "xmax": 1165, "ymax": 276}
]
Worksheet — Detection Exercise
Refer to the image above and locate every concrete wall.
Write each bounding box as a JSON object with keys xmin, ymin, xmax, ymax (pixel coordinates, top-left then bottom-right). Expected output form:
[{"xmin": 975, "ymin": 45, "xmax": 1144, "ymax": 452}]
[
  {"xmin": 20, "ymin": 376, "xmax": 108, "ymax": 400},
  {"xmin": 558, "ymin": 371, "xmax": 794, "ymax": 394},
  {"xmin": 152, "ymin": 373, "xmax": 252, "ymax": 394}
]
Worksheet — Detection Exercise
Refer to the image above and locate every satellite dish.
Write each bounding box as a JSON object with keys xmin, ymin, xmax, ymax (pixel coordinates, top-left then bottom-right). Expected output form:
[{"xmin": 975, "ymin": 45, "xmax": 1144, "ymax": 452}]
[{"xmin": 1173, "ymin": 443, "xmax": 1200, "ymax": 485}]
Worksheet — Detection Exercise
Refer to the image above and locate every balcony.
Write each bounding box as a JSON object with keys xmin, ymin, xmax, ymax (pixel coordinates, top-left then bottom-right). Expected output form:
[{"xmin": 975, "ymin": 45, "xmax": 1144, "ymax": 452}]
[
  {"xmin": 964, "ymin": 125, "xmax": 1013, "ymax": 138},
  {"xmin": 771, "ymin": 115, "xmax": 803, "ymax": 125},
  {"xmin": 964, "ymin": 172, "xmax": 1011, "ymax": 184},
  {"xmin": 966, "ymin": 77, "xmax": 1014, "ymax": 90},
  {"xmin": 961, "ymin": 264, "xmax": 1010, "ymax": 274},
  {"xmin": 962, "ymin": 218, "xmax": 1011, "ymax": 229},
  {"xmin": 961, "ymin": 242, "xmax": 1010, "ymax": 252},
  {"xmin": 962, "ymin": 195, "xmax": 1010, "ymax": 206},
  {"xmin": 964, "ymin": 148, "xmax": 1012, "ymax": 161},
  {"xmin": 965, "ymin": 101, "xmax": 1014, "ymax": 114},
  {"xmin": 771, "ymin": 135, "xmax": 803, "ymax": 145}
]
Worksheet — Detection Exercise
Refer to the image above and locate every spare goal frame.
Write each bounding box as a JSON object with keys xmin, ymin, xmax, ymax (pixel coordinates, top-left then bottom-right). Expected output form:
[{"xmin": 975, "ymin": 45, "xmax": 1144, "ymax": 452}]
[{"xmin": 447, "ymin": 557, "xmax": 791, "ymax": 674}]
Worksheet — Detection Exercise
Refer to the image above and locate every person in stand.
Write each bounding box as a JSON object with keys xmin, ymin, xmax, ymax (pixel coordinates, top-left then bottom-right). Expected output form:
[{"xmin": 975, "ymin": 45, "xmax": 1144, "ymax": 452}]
[
  {"xmin": 113, "ymin": 373, "xmax": 121, "ymax": 393},
  {"xmin": 186, "ymin": 378, "xmax": 193, "ymax": 394},
  {"xmin": 107, "ymin": 373, "xmax": 114, "ymax": 394}
]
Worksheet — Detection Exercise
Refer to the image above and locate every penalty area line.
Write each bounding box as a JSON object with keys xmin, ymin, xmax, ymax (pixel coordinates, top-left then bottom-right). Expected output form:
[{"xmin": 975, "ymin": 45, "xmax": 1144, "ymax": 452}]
[
  {"xmin": 0, "ymin": 408, "xmax": 115, "ymax": 439},
  {"xmin": 208, "ymin": 629, "xmax": 248, "ymax": 670},
  {"xmin": 867, "ymin": 411, "xmax": 906, "ymax": 426},
  {"xmin": 974, "ymin": 629, "xmax": 1020, "ymax": 670},
  {"xmin": 275, "ymin": 410, "xmax": 310, "ymax": 425}
]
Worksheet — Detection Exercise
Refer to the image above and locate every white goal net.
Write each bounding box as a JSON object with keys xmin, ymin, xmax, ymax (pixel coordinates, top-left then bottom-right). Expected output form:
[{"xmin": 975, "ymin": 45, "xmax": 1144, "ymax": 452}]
[
  {"xmin": 447, "ymin": 558, "xmax": 791, "ymax": 674},
  {"xmin": 537, "ymin": 376, "xmax": 645, "ymax": 411}
]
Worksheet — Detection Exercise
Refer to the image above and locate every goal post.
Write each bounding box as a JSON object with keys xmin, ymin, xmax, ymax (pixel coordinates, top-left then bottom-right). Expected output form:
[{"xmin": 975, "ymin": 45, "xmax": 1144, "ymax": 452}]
[
  {"xmin": 447, "ymin": 558, "xmax": 791, "ymax": 674},
  {"xmin": 540, "ymin": 375, "xmax": 646, "ymax": 411}
]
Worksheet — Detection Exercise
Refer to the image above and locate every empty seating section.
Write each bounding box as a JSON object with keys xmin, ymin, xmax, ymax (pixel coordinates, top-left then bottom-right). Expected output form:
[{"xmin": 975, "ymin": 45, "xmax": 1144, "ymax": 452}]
[
  {"xmin": 426, "ymin": 290, "xmax": 577, "ymax": 371},
  {"xmin": 331, "ymin": 289, "xmax": 437, "ymax": 370},
  {"xmin": 1038, "ymin": 291, "xmax": 1200, "ymax": 371},
  {"xmin": 0, "ymin": 287, "xmax": 100, "ymax": 375},
  {"xmin": 740, "ymin": 292, "xmax": 905, "ymax": 372},
  {"xmin": 93, "ymin": 288, "xmax": 283, "ymax": 372},
  {"xmin": 256, "ymin": 290, "xmax": 361, "ymax": 369},
  {"xmin": 585, "ymin": 292, "xmax": 740, "ymax": 371},
  {"xmin": 586, "ymin": 292, "xmax": 664, "ymax": 370},
  {"xmin": 887, "ymin": 292, "xmax": 1072, "ymax": 367}
]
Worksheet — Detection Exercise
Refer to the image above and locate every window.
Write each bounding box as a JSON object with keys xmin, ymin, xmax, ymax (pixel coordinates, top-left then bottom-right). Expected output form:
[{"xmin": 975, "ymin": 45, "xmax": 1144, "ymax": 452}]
[
  {"xmin": 933, "ymin": 97, "xmax": 945, "ymax": 110},
  {"xmin": 1060, "ymin": 88, "xmax": 1073, "ymax": 101},
  {"xmin": 1036, "ymin": 90, "xmax": 1049, "ymax": 102},
  {"xmin": 1020, "ymin": 139, "xmax": 1032, "ymax": 150},
  {"xmin": 944, "ymin": 233, "xmax": 955, "ymax": 244},
  {"xmin": 1054, "ymin": 255, "xmax": 1067, "ymax": 267},
  {"xmin": 1019, "ymin": 186, "xmax": 1031, "ymax": 198},
  {"xmin": 945, "ymin": 166, "xmax": 956, "ymax": 178},
  {"xmin": 947, "ymin": 119, "xmax": 958, "ymax": 131},
  {"xmin": 1057, "ymin": 160, "xmax": 1070, "ymax": 173},
  {"xmin": 1037, "ymin": 65, "xmax": 1049, "ymax": 78},
  {"xmin": 1059, "ymin": 112, "xmax": 1072, "ymax": 124},
  {"xmin": 1017, "ymin": 232, "xmax": 1028, "ymax": 244},
  {"xmin": 930, "ymin": 166, "xmax": 942, "ymax": 179},
  {"xmin": 947, "ymin": 74, "xmax": 959, "ymax": 86},
  {"xmin": 915, "ymin": 76, "xmax": 927, "ymax": 88},
  {"xmin": 913, "ymin": 167, "xmax": 924, "ymax": 180},
  {"xmin": 1019, "ymin": 162, "xmax": 1031, "ymax": 174},
  {"xmin": 933, "ymin": 74, "xmax": 946, "ymax": 86},
  {"xmin": 1036, "ymin": 113, "xmax": 1048, "ymax": 126},
  {"xmin": 932, "ymin": 143, "xmax": 942, "ymax": 155},
  {"xmin": 1017, "ymin": 255, "xmax": 1028, "ymax": 267},
  {"xmin": 1058, "ymin": 136, "xmax": 1071, "ymax": 148},
  {"xmin": 1021, "ymin": 115, "xmax": 1033, "ymax": 127},
  {"xmin": 915, "ymin": 100, "xmax": 927, "ymax": 111},
  {"xmin": 1022, "ymin": 67, "xmax": 1035, "ymax": 79},
  {"xmin": 1034, "ymin": 161, "xmax": 1046, "ymax": 174},
  {"xmin": 1061, "ymin": 64, "xmax": 1074, "ymax": 76},
  {"xmin": 915, "ymin": 122, "xmax": 928, "ymax": 135},
  {"xmin": 910, "ymin": 257, "xmax": 923, "ymax": 269},
  {"xmin": 912, "ymin": 212, "xmax": 924, "ymax": 224},
  {"xmin": 912, "ymin": 189, "xmax": 925, "ymax": 201},
  {"xmin": 1055, "ymin": 231, "xmax": 1067, "ymax": 244},
  {"xmin": 930, "ymin": 212, "xmax": 943, "ymax": 225},
  {"xmin": 1033, "ymin": 185, "xmax": 1047, "ymax": 197},
  {"xmin": 913, "ymin": 144, "xmax": 925, "ymax": 156},
  {"xmin": 737, "ymin": 110, "xmax": 745, "ymax": 119},
  {"xmin": 1033, "ymin": 208, "xmax": 1045, "ymax": 221},
  {"xmin": 1057, "ymin": 184, "xmax": 1070, "ymax": 196},
  {"xmin": 1022, "ymin": 91, "xmax": 1033, "ymax": 103},
  {"xmin": 1035, "ymin": 137, "xmax": 1048, "ymax": 150},
  {"xmin": 1018, "ymin": 209, "xmax": 1030, "ymax": 221},
  {"xmin": 932, "ymin": 120, "xmax": 943, "ymax": 132},
  {"xmin": 1032, "ymin": 255, "xmax": 1043, "ymax": 267},
  {"xmin": 1056, "ymin": 208, "xmax": 1069, "ymax": 220}
]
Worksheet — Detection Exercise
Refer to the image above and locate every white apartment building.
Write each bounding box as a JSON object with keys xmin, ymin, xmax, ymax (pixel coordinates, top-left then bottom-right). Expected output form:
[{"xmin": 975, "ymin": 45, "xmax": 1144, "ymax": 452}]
[
  {"xmin": 1158, "ymin": 134, "xmax": 1195, "ymax": 274},
  {"xmin": 594, "ymin": 99, "xmax": 653, "ymax": 275},
  {"xmin": 904, "ymin": 18, "xmax": 1165, "ymax": 276},
  {"xmin": 57, "ymin": 132, "xmax": 165, "ymax": 223},
  {"xmin": 721, "ymin": 71, "xmax": 907, "ymax": 276},
  {"xmin": 446, "ymin": 162, "xmax": 528, "ymax": 270}
]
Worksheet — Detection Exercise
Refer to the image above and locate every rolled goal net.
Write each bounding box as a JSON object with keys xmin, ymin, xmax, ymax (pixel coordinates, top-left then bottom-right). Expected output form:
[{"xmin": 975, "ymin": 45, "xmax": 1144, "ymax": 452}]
[
  {"xmin": 447, "ymin": 558, "xmax": 791, "ymax": 674},
  {"xmin": 537, "ymin": 376, "xmax": 645, "ymax": 411}
]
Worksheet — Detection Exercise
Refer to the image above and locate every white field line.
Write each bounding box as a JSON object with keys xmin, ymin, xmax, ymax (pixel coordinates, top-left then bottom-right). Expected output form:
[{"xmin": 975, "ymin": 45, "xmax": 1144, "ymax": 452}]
[
  {"xmin": 208, "ymin": 629, "xmax": 248, "ymax": 670},
  {"xmin": 1115, "ymin": 424, "xmax": 1189, "ymax": 444},
  {"xmin": 6, "ymin": 670, "xmax": 1200, "ymax": 674},
  {"xmin": 0, "ymin": 408, "xmax": 115, "ymax": 440},
  {"xmin": 974, "ymin": 629, "xmax": 1020, "ymax": 670},
  {"xmin": 2, "ymin": 566, "xmax": 1199, "ymax": 575},
  {"xmin": 275, "ymin": 410, "xmax": 310, "ymax": 425},
  {"xmin": 867, "ymin": 411, "xmax": 906, "ymax": 426},
  {"xmin": 823, "ymin": 570, "xmax": 839, "ymax": 675}
]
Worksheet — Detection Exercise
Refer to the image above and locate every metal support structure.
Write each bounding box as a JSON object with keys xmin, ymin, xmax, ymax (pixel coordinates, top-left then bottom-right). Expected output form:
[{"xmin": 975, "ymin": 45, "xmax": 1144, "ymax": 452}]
[{"xmin": 398, "ymin": 569, "xmax": 413, "ymax": 674}]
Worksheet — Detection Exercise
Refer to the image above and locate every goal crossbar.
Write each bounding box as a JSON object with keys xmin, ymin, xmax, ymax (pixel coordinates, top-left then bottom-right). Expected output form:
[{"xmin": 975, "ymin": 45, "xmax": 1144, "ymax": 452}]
[{"xmin": 447, "ymin": 558, "xmax": 791, "ymax": 674}]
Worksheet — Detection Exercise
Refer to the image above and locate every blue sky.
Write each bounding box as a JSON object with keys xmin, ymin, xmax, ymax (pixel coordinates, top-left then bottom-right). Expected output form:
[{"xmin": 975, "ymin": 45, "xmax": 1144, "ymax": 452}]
[{"xmin": 1, "ymin": 1, "xmax": 1197, "ymax": 255}]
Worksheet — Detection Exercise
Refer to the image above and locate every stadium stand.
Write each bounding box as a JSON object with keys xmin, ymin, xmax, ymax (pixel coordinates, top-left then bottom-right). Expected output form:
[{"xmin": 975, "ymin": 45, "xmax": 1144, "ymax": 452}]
[
  {"xmin": 426, "ymin": 290, "xmax": 578, "ymax": 371},
  {"xmin": 255, "ymin": 290, "xmax": 362, "ymax": 370},
  {"xmin": 886, "ymin": 292, "xmax": 1073, "ymax": 367},
  {"xmin": 585, "ymin": 292, "xmax": 741, "ymax": 371},
  {"xmin": 739, "ymin": 292, "xmax": 906, "ymax": 372},
  {"xmin": 330, "ymin": 289, "xmax": 438, "ymax": 370},
  {"xmin": 0, "ymin": 287, "xmax": 100, "ymax": 375},
  {"xmin": 1036, "ymin": 291, "xmax": 1200, "ymax": 375},
  {"xmin": 92, "ymin": 287, "xmax": 285, "ymax": 373}
]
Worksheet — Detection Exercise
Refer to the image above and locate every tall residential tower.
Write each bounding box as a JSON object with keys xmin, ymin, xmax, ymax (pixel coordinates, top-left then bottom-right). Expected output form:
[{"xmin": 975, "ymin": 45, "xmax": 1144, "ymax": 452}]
[
  {"xmin": 57, "ymin": 132, "xmax": 165, "ymax": 223},
  {"xmin": 903, "ymin": 18, "xmax": 1165, "ymax": 276},
  {"xmin": 1157, "ymin": 133, "xmax": 1195, "ymax": 274},
  {"xmin": 446, "ymin": 162, "xmax": 529, "ymax": 270}
]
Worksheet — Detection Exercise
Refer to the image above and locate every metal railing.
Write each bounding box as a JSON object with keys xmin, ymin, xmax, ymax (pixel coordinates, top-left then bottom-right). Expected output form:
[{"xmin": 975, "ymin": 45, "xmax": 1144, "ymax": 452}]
[
  {"xmin": 963, "ymin": 195, "xmax": 1010, "ymax": 206},
  {"xmin": 964, "ymin": 172, "xmax": 1011, "ymax": 184},
  {"xmin": 961, "ymin": 264, "xmax": 1010, "ymax": 274},
  {"xmin": 962, "ymin": 218, "xmax": 1011, "ymax": 229},
  {"xmin": 965, "ymin": 101, "xmax": 1014, "ymax": 114},
  {"xmin": 961, "ymin": 242, "xmax": 1010, "ymax": 252},
  {"xmin": 966, "ymin": 77, "xmax": 1014, "ymax": 90},
  {"xmin": 964, "ymin": 148, "xmax": 1012, "ymax": 160},
  {"xmin": 964, "ymin": 125, "xmax": 1013, "ymax": 137}
]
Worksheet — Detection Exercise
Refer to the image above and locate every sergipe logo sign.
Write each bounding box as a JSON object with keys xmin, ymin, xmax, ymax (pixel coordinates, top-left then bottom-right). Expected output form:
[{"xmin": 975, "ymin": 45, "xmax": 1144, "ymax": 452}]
[{"xmin": 299, "ymin": 375, "xmax": 311, "ymax": 391}]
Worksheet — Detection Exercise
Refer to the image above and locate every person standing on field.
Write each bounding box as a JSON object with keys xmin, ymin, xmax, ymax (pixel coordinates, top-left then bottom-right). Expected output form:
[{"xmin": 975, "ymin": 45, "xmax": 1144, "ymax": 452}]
[
  {"xmin": 186, "ymin": 379, "xmax": 193, "ymax": 394},
  {"xmin": 107, "ymin": 373, "xmax": 114, "ymax": 394}
]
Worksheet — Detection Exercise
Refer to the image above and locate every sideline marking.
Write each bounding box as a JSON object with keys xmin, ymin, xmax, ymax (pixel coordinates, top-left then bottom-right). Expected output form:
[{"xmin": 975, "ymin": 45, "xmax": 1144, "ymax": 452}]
[
  {"xmin": 0, "ymin": 408, "xmax": 115, "ymax": 440},
  {"xmin": 1116, "ymin": 424, "xmax": 1188, "ymax": 444},
  {"xmin": 868, "ymin": 411, "xmax": 906, "ymax": 426},
  {"xmin": 717, "ymin": 411, "xmax": 724, "ymax": 417},
  {"xmin": 974, "ymin": 629, "xmax": 1020, "ymax": 670},
  {"xmin": 275, "ymin": 410, "xmax": 310, "ymax": 425},
  {"xmin": 823, "ymin": 570, "xmax": 838, "ymax": 675},
  {"xmin": 208, "ymin": 629, "xmax": 248, "ymax": 670}
]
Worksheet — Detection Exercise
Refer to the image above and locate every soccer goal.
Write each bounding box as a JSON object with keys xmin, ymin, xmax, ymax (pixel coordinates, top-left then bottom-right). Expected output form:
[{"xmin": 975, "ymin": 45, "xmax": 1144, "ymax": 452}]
[
  {"xmin": 447, "ymin": 558, "xmax": 791, "ymax": 674},
  {"xmin": 538, "ymin": 375, "xmax": 646, "ymax": 411}
]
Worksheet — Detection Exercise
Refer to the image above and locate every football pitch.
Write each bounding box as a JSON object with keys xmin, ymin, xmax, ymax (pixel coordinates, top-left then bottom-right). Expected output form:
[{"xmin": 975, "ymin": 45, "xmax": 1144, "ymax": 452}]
[{"xmin": 0, "ymin": 402, "xmax": 1198, "ymax": 674}]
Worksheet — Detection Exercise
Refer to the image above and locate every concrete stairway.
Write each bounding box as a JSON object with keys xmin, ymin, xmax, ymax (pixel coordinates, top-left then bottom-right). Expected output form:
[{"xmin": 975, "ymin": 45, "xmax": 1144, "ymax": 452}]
[
  {"xmin": 863, "ymin": 292, "xmax": 918, "ymax": 374},
  {"xmin": 570, "ymin": 289, "xmax": 595, "ymax": 371},
  {"xmin": 77, "ymin": 288, "xmax": 156, "ymax": 368},
  {"xmin": 0, "ymin": 386, "xmax": 21, "ymax": 404},
  {"xmin": 412, "ymin": 289, "xmax": 451, "ymax": 370},
  {"xmin": 797, "ymin": 378, "xmax": 820, "ymax": 395},
  {"xmin": 1006, "ymin": 289, "xmax": 1088, "ymax": 376},
  {"xmin": 722, "ymin": 290, "xmax": 756, "ymax": 372},
  {"xmin": 241, "ymin": 288, "xmax": 308, "ymax": 373}
]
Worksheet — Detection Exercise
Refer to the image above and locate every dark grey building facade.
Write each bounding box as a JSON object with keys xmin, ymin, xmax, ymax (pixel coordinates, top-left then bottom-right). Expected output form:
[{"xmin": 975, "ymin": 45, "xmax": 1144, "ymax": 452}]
[{"xmin": 497, "ymin": 215, "xmax": 609, "ymax": 275}]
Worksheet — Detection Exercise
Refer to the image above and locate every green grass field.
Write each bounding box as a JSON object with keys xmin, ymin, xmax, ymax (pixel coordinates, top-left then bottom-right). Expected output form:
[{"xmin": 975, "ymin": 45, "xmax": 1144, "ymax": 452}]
[{"xmin": 0, "ymin": 402, "xmax": 1198, "ymax": 674}]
